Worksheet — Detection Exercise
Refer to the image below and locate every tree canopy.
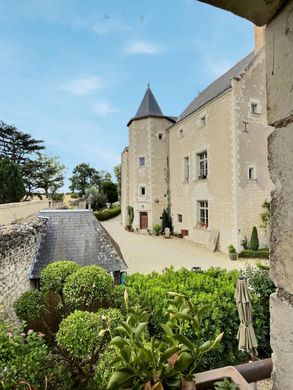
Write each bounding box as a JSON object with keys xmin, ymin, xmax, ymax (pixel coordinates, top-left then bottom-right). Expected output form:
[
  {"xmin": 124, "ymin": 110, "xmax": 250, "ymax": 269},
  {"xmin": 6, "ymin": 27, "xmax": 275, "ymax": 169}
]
[{"xmin": 0, "ymin": 158, "xmax": 25, "ymax": 204}]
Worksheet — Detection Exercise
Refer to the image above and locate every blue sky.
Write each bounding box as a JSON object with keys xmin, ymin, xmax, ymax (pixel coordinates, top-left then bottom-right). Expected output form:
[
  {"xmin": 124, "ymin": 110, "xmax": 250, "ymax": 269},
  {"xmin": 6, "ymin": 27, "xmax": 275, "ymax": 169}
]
[{"xmin": 0, "ymin": 0, "xmax": 253, "ymax": 190}]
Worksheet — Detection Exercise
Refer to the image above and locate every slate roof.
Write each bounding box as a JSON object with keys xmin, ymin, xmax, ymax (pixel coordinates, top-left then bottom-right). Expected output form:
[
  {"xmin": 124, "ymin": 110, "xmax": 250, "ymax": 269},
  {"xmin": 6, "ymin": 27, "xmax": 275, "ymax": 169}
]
[
  {"xmin": 30, "ymin": 210, "xmax": 127, "ymax": 279},
  {"xmin": 177, "ymin": 52, "xmax": 255, "ymax": 122},
  {"xmin": 127, "ymin": 86, "xmax": 176, "ymax": 126}
]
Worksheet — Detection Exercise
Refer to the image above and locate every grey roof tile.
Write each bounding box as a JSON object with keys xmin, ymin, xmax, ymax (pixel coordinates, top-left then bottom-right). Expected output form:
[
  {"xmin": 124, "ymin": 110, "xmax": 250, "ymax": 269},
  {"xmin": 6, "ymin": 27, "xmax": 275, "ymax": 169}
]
[
  {"xmin": 31, "ymin": 210, "xmax": 127, "ymax": 278},
  {"xmin": 177, "ymin": 52, "xmax": 255, "ymax": 122}
]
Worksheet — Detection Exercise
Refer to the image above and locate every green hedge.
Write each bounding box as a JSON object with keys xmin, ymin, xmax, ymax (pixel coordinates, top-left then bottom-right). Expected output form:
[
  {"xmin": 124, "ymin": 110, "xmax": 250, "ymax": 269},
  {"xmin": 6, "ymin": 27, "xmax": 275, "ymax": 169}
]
[
  {"xmin": 238, "ymin": 249, "xmax": 269, "ymax": 259},
  {"xmin": 94, "ymin": 206, "xmax": 121, "ymax": 221},
  {"xmin": 124, "ymin": 267, "xmax": 274, "ymax": 370}
]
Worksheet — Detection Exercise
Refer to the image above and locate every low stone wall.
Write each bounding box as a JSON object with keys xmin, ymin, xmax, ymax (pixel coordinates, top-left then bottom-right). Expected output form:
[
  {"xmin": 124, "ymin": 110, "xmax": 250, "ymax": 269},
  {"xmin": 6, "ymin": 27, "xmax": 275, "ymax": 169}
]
[
  {"xmin": 0, "ymin": 200, "xmax": 49, "ymax": 225},
  {"xmin": 0, "ymin": 218, "xmax": 47, "ymax": 322}
]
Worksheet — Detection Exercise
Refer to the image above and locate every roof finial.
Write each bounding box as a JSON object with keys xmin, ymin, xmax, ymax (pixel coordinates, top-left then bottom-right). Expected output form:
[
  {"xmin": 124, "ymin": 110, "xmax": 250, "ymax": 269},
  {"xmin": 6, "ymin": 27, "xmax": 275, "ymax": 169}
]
[{"xmin": 147, "ymin": 82, "xmax": 150, "ymax": 89}]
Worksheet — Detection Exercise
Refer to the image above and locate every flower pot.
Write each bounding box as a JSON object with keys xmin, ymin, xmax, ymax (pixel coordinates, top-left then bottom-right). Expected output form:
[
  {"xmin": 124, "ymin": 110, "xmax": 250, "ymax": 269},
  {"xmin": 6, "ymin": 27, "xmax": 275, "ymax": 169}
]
[
  {"xmin": 194, "ymin": 366, "xmax": 250, "ymax": 389},
  {"xmin": 229, "ymin": 252, "xmax": 237, "ymax": 261}
]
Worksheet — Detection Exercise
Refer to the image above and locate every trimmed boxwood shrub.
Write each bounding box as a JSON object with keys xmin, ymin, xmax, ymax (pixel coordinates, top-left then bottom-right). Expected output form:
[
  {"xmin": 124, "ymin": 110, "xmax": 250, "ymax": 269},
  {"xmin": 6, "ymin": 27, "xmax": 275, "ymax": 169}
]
[
  {"xmin": 250, "ymin": 226, "xmax": 259, "ymax": 251},
  {"xmin": 56, "ymin": 309, "xmax": 122, "ymax": 360},
  {"xmin": 63, "ymin": 265, "xmax": 114, "ymax": 310},
  {"xmin": 40, "ymin": 260, "xmax": 81, "ymax": 294},
  {"xmin": 94, "ymin": 206, "xmax": 121, "ymax": 221},
  {"xmin": 14, "ymin": 290, "xmax": 46, "ymax": 322},
  {"xmin": 238, "ymin": 249, "xmax": 269, "ymax": 259}
]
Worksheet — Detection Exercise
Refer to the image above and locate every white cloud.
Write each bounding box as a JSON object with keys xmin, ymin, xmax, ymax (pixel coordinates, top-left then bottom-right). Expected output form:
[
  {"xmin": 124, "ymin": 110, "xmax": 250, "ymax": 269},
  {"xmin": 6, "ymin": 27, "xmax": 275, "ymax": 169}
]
[
  {"xmin": 61, "ymin": 76, "xmax": 105, "ymax": 96},
  {"xmin": 203, "ymin": 58, "xmax": 234, "ymax": 78},
  {"xmin": 122, "ymin": 40, "xmax": 165, "ymax": 55},
  {"xmin": 93, "ymin": 102, "xmax": 121, "ymax": 117}
]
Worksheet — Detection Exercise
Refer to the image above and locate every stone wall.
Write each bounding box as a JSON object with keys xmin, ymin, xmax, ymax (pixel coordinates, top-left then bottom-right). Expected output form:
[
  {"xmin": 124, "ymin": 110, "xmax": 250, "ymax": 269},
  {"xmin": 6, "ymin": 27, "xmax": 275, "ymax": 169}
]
[
  {"xmin": 0, "ymin": 218, "xmax": 47, "ymax": 322},
  {"xmin": 266, "ymin": 2, "xmax": 293, "ymax": 388},
  {"xmin": 0, "ymin": 200, "xmax": 49, "ymax": 225}
]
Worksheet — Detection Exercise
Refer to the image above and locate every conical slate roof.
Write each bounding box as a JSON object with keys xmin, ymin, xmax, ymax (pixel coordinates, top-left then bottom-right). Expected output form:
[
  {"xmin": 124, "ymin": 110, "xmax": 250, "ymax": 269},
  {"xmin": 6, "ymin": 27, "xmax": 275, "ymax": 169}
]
[
  {"xmin": 135, "ymin": 85, "xmax": 164, "ymax": 117},
  {"xmin": 127, "ymin": 86, "xmax": 176, "ymax": 126}
]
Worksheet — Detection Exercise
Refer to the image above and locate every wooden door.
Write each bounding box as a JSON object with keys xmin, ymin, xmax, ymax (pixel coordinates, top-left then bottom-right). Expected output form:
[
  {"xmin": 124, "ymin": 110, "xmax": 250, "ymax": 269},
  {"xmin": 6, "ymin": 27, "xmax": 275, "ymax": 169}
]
[{"xmin": 140, "ymin": 212, "xmax": 148, "ymax": 229}]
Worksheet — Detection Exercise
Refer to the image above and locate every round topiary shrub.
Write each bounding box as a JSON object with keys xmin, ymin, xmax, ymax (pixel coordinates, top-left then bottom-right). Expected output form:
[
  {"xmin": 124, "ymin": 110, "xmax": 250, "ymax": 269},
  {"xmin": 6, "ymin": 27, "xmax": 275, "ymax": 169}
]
[
  {"xmin": 95, "ymin": 346, "xmax": 122, "ymax": 389},
  {"xmin": 63, "ymin": 265, "xmax": 113, "ymax": 310},
  {"xmin": 14, "ymin": 290, "xmax": 46, "ymax": 322},
  {"xmin": 40, "ymin": 260, "xmax": 81, "ymax": 294},
  {"xmin": 56, "ymin": 309, "xmax": 122, "ymax": 360}
]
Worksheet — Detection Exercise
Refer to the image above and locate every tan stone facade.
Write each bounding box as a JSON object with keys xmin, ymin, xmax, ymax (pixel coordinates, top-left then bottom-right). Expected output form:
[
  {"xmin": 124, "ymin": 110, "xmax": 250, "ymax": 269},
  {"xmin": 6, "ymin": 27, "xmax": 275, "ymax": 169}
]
[{"xmin": 121, "ymin": 46, "xmax": 272, "ymax": 252}]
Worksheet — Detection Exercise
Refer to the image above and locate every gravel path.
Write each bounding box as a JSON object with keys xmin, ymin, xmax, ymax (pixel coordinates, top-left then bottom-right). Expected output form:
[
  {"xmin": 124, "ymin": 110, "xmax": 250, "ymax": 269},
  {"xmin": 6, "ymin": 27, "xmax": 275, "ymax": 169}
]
[{"xmin": 102, "ymin": 216, "xmax": 267, "ymax": 274}]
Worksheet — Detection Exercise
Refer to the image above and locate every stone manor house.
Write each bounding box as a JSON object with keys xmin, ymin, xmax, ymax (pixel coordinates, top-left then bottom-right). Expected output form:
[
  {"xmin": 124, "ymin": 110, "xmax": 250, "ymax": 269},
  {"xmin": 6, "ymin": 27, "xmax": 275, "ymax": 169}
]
[{"xmin": 121, "ymin": 29, "xmax": 272, "ymax": 252}]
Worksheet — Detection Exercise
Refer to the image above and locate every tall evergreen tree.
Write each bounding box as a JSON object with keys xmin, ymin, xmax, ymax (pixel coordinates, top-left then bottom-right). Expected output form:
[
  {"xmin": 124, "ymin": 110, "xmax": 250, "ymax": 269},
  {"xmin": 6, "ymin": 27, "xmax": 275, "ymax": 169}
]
[
  {"xmin": 250, "ymin": 226, "xmax": 259, "ymax": 251},
  {"xmin": 0, "ymin": 158, "xmax": 25, "ymax": 204}
]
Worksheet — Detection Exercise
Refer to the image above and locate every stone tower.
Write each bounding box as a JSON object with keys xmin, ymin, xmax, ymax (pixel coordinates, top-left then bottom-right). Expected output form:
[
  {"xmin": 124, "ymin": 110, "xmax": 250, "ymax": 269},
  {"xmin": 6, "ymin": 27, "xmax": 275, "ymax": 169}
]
[{"xmin": 121, "ymin": 86, "xmax": 175, "ymax": 231}]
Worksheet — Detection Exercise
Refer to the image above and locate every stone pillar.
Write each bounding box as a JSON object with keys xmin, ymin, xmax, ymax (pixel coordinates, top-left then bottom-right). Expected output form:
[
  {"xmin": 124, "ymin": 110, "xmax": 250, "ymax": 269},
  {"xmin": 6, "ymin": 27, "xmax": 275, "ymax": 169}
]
[{"xmin": 266, "ymin": 1, "xmax": 293, "ymax": 388}]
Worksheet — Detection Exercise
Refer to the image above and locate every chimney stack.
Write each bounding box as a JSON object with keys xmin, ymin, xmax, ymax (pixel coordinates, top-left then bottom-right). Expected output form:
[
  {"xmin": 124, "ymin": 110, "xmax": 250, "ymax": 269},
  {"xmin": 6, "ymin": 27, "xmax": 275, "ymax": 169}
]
[{"xmin": 254, "ymin": 25, "xmax": 266, "ymax": 53}]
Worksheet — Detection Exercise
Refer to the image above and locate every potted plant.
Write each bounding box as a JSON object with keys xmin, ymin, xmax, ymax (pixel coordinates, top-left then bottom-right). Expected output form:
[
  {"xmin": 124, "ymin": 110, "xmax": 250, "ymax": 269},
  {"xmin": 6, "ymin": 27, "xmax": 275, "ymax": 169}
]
[
  {"xmin": 107, "ymin": 292, "xmax": 223, "ymax": 389},
  {"xmin": 228, "ymin": 245, "xmax": 237, "ymax": 260},
  {"xmin": 153, "ymin": 224, "xmax": 161, "ymax": 236}
]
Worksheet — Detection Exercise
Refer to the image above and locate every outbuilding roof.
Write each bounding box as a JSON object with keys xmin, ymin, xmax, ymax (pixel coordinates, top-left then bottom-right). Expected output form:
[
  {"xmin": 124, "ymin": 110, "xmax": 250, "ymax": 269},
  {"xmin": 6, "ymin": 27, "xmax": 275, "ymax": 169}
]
[
  {"xmin": 30, "ymin": 210, "xmax": 127, "ymax": 279},
  {"xmin": 177, "ymin": 51, "xmax": 255, "ymax": 122}
]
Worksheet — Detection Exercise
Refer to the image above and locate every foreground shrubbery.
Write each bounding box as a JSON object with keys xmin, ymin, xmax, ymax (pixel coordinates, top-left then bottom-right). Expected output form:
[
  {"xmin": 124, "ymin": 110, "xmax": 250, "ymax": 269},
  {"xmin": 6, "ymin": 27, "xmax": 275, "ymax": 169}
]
[
  {"xmin": 3, "ymin": 262, "xmax": 275, "ymax": 389},
  {"xmin": 94, "ymin": 206, "xmax": 121, "ymax": 221}
]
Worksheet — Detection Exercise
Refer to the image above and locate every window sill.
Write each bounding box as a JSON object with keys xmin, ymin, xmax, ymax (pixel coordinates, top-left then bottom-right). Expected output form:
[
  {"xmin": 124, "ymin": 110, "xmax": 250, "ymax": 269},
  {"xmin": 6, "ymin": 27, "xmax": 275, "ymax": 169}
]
[
  {"xmin": 193, "ymin": 224, "xmax": 209, "ymax": 231},
  {"xmin": 247, "ymin": 178, "xmax": 258, "ymax": 183}
]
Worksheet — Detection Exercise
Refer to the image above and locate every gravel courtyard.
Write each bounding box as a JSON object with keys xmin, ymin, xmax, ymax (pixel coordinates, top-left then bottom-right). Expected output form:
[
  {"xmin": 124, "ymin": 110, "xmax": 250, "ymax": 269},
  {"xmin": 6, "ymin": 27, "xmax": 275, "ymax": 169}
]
[{"xmin": 102, "ymin": 216, "xmax": 266, "ymax": 274}]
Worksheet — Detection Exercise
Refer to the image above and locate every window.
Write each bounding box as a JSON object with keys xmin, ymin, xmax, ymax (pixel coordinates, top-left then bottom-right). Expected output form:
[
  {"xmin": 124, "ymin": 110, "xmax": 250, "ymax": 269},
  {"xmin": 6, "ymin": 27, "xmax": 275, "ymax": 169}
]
[
  {"xmin": 140, "ymin": 186, "xmax": 146, "ymax": 195},
  {"xmin": 198, "ymin": 201, "xmax": 208, "ymax": 227},
  {"xmin": 200, "ymin": 116, "xmax": 206, "ymax": 126},
  {"xmin": 251, "ymin": 103, "xmax": 259, "ymax": 114},
  {"xmin": 139, "ymin": 157, "xmax": 145, "ymax": 167},
  {"xmin": 158, "ymin": 133, "xmax": 163, "ymax": 140},
  {"xmin": 198, "ymin": 151, "xmax": 208, "ymax": 179},
  {"xmin": 178, "ymin": 214, "xmax": 183, "ymax": 223},
  {"xmin": 179, "ymin": 129, "xmax": 184, "ymax": 138},
  {"xmin": 184, "ymin": 157, "xmax": 189, "ymax": 181},
  {"xmin": 248, "ymin": 167, "xmax": 256, "ymax": 180}
]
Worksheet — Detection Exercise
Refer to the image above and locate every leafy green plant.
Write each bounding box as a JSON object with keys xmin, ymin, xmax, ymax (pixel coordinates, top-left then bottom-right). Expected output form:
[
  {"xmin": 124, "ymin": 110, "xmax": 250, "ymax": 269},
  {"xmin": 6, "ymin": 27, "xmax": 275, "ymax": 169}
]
[
  {"xmin": 95, "ymin": 206, "xmax": 121, "ymax": 221},
  {"xmin": 250, "ymin": 226, "xmax": 259, "ymax": 251},
  {"xmin": 127, "ymin": 205, "xmax": 134, "ymax": 228},
  {"xmin": 56, "ymin": 309, "xmax": 122, "ymax": 387},
  {"xmin": 240, "ymin": 236, "xmax": 249, "ymax": 250},
  {"xmin": 107, "ymin": 292, "xmax": 223, "ymax": 389},
  {"xmin": 153, "ymin": 224, "xmax": 161, "ymax": 236},
  {"xmin": 40, "ymin": 260, "xmax": 81, "ymax": 295},
  {"xmin": 14, "ymin": 290, "xmax": 46, "ymax": 322},
  {"xmin": 260, "ymin": 200, "xmax": 270, "ymax": 231},
  {"xmin": 214, "ymin": 377, "xmax": 238, "ymax": 390},
  {"xmin": 0, "ymin": 322, "xmax": 64, "ymax": 389},
  {"xmin": 63, "ymin": 265, "xmax": 114, "ymax": 311},
  {"xmin": 238, "ymin": 250, "xmax": 269, "ymax": 259},
  {"xmin": 227, "ymin": 245, "xmax": 236, "ymax": 254}
]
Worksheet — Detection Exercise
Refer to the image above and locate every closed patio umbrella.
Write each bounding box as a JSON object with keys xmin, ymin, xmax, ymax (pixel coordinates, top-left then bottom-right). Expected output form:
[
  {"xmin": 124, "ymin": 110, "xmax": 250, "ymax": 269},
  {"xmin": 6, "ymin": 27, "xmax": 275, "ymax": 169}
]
[{"xmin": 234, "ymin": 276, "xmax": 258, "ymax": 357}]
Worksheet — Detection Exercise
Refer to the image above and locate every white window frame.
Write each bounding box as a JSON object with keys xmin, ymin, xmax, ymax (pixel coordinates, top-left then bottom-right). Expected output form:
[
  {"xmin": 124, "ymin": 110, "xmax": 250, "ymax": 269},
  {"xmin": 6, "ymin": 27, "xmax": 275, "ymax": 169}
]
[
  {"xmin": 138, "ymin": 156, "xmax": 145, "ymax": 167},
  {"xmin": 197, "ymin": 151, "xmax": 208, "ymax": 179},
  {"xmin": 184, "ymin": 156, "xmax": 190, "ymax": 182},
  {"xmin": 198, "ymin": 201, "xmax": 208, "ymax": 228}
]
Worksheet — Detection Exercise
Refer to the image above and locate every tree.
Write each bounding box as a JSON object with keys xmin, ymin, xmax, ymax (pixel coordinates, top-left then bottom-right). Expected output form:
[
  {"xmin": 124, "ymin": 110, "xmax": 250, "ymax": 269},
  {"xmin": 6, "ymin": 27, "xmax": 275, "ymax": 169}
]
[
  {"xmin": 250, "ymin": 226, "xmax": 259, "ymax": 251},
  {"xmin": 114, "ymin": 164, "xmax": 121, "ymax": 199},
  {"xmin": 161, "ymin": 208, "xmax": 173, "ymax": 233},
  {"xmin": 86, "ymin": 186, "xmax": 107, "ymax": 210},
  {"xmin": 0, "ymin": 158, "xmax": 25, "ymax": 204},
  {"xmin": 69, "ymin": 164, "xmax": 111, "ymax": 196},
  {"xmin": 32, "ymin": 154, "xmax": 65, "ymax": 198},
  {"xmin": 101, "ymin": 181, "xmax": 118, "ymax": 205},
  {"xmin": 0, "ymin": 121, "xmax": 44, "ymax": 165},
  {"xmin": 260, "ymin": 200, "xmax": 270, "ymax": 230}
]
